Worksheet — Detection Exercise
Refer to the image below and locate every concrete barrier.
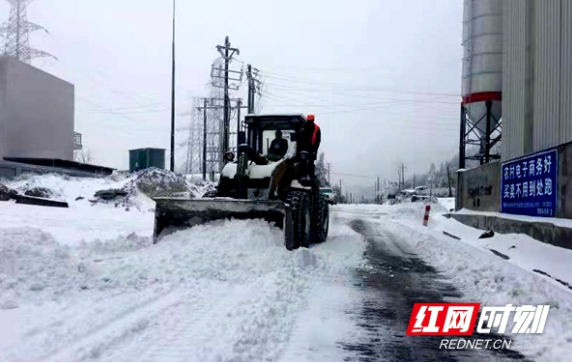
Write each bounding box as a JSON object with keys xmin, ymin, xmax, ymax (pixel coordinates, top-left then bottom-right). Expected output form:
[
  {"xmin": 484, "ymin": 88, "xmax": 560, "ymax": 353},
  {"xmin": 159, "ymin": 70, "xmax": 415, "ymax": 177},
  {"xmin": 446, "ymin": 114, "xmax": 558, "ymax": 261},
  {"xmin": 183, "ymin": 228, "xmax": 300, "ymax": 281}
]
[
  {"xmin": 457, "ymin": 161, "xmax": 501, "ymax": 213},
  {"xmin": 446, "ymin": 213, "xmax": 572, "ymax": 250}
]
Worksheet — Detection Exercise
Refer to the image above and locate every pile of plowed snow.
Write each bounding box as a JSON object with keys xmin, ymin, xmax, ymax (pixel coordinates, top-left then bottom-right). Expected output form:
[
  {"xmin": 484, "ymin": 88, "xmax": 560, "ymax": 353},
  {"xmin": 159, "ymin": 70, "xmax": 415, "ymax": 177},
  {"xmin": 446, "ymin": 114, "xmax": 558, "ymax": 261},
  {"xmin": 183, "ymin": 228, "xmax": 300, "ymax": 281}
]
[
  {"xmin": 0, "ymin": 228, "xmax": 76, "ymax": 307},
  {"xmin": 3, "ymin": 168, "xmax": 210, "ymax": 211},
  {"xmin": 0, "ymin": 169, "xmax": 212, "ymax": 246}
]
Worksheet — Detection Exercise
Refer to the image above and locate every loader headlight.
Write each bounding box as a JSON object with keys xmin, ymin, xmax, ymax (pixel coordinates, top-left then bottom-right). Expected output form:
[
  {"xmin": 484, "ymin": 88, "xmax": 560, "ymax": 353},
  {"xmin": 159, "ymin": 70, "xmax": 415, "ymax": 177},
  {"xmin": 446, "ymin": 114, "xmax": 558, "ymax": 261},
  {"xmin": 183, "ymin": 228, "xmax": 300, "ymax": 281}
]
[
  {"xmin": 224, "ymin": 152, "xmax": 235, "ymax": 162},
  {"xmin": 300, "ymin": 151, "xmax": 309, "ymax": 160}
]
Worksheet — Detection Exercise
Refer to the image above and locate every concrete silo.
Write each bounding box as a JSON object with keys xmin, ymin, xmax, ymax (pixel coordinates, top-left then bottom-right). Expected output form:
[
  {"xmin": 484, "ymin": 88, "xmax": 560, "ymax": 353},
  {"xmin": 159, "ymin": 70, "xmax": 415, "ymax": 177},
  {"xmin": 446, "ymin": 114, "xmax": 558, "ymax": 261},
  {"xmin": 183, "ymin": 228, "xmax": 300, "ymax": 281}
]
[{"xmin": 460, "ymin": 0, "xmax": 503, "ymax": 166}]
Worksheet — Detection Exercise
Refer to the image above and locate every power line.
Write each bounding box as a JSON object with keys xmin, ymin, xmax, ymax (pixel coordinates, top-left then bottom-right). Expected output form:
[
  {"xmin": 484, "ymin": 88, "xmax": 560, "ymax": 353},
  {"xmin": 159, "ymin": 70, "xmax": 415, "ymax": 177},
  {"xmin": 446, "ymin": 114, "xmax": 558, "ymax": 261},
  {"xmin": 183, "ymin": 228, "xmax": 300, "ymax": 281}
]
[
  {"xmin": 262, "ymin": 81, "xmax": 459, "ymax": 105},
  {"xmin": 259, "ymin": 70, "xmax": 459, "ymax": 98},
  {"xmin": 330, "ymin": 171, "xmax": 377, "ymax": 179},
  {"xmin": 260, "ymin": 92, "xmax": 460, "ymax": 127},
  {"xmin": 261, "ymin": 91, "xmax": 459, "ymax": 121},
  {"xmin": 52, "ymin": 58, "xmax": 172, "ymax": 113}
]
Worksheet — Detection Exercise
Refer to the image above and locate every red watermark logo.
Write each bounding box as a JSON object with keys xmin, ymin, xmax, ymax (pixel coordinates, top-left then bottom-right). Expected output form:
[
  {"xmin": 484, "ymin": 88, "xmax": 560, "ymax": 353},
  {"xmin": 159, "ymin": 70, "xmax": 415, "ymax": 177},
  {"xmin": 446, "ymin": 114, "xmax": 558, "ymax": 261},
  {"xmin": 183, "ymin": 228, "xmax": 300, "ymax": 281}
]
[
  {"xmin": 406, "ymin": 303, "xmax": 550, "ymax": 336},
  {"xmin": 406, "ymin": 303, "xmax": 480, "ymax": 336}
]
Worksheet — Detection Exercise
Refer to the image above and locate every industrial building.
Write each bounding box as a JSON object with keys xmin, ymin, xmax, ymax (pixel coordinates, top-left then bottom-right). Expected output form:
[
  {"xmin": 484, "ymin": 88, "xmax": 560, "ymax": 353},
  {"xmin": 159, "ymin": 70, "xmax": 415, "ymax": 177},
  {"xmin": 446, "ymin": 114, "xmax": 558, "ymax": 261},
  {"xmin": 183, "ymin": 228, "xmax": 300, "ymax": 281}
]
[
  {"xmin": 0, "ymin": 56, "xmax": 74, "ymax": 160},
  {"xmin": 0, "ymin": 56, "xmax": 113, "ymax": 179},
  {"xmin": 502, "ymin": 0, "xmax": 572, "ymax": 160},
  {"xmin": 458, "ymin": 0, "xmax": 572, "ymax": 220}
]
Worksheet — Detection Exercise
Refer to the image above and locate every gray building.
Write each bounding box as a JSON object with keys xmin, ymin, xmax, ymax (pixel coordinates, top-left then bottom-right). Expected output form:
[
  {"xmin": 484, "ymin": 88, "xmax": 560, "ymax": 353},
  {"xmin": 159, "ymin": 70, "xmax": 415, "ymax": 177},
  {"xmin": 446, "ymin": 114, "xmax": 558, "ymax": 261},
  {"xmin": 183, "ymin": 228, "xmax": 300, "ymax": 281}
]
[
  {"xmin": 502, "ymin": 0, "xmax": 572, "ymax": 161},
  {"xmin": 0, "ymin": 56, "xmax": 75, "ymax": 161},
  {"xmin": 458, "ymin": 0, "xmax": 572, "ymax": 219}
]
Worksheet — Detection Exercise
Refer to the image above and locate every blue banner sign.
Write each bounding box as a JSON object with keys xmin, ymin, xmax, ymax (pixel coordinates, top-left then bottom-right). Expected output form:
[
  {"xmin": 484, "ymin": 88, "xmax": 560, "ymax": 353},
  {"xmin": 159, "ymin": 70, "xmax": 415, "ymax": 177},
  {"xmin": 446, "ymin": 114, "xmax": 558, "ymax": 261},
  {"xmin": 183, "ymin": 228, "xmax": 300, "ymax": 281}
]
[{"xmin": 501, "ymin": 149, "xmax": 558, "ymax": 217}]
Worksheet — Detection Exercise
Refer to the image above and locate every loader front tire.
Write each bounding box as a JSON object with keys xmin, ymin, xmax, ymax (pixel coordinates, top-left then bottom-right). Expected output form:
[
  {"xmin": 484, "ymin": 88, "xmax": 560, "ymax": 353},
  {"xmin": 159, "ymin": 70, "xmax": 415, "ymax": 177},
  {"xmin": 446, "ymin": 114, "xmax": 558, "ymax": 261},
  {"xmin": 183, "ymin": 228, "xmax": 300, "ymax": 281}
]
[
  {"xmin": 310, "ymin": 194, "xmax": 329, "ymax": 243},
  {"xmin": 285, "ymin": 191, "xmax": 312, "ymax": 250}
]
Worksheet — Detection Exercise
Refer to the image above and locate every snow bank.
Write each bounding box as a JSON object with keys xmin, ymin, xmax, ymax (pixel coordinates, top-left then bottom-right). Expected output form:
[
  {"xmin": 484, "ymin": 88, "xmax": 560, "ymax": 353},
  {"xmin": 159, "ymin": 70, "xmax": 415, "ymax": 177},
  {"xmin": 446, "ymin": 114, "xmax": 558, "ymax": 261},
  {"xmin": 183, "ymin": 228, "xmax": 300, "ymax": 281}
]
[
  {"xmin": 385, "ymin": 220, "xmax": 572, "ymax": 361},
  {"xmin": 0, "ymin": 170, "xmax": 215, "ymax": 246},
  {"xmin": 0, "ymin": 216, "xmax": 368, "ymax": 361},
  {"xmin": 5, "ymin": 173, "xmax": 126, "ymax": 204},
  {"xmin": 0, "ymin": 228, "xmax": 76, "ymax": 306},
  {"xmin": 368, "ymin": 203, "xmax": 572, "ymax": 361},
  {"xmin": 4, "ymin": 168, "xmax": 208, "ymax": 205},
  {"xmin": 0, "ymin": 201, "xmax": 154, "ymax": 246},
  {"xmin": 438, "ymin": 197, "xmax": 455, "ymax": 211}
]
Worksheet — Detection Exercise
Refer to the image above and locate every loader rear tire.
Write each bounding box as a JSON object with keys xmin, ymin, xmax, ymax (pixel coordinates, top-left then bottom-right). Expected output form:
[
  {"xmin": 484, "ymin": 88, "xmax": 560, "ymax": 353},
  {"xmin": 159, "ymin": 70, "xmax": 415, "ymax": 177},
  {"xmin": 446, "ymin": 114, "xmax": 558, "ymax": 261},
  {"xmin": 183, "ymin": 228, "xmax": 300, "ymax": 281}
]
[{"xmin": 285, "ymin": 191, "xmax": 311, "ymax": 250}]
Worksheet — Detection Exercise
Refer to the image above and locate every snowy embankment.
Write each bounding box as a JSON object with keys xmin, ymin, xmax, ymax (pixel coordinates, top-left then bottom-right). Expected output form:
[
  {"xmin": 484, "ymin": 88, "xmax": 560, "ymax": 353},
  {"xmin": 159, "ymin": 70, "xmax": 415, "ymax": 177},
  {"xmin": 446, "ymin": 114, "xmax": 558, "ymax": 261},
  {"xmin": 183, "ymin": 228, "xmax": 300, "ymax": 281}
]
[
  {"xmin": 0, "ymin": 173, "xmax": 368, "ymax": 361},
  {"xmin": 350, "ymin": 200, "xmax": 572, "ymax": 361},
  {"xmin": 1, "ymin": 173, "xmax": 154, "ymax": 245}
]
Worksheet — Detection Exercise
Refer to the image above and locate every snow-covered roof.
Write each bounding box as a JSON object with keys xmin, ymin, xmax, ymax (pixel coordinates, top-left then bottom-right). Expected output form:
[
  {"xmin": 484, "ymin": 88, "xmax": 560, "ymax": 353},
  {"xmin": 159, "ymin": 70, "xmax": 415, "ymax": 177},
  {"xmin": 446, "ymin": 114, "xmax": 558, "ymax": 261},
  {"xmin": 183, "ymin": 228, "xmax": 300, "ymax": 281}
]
[{"xmin": 245, "ymin": 113, "xmax": 306, "ymax": 119}]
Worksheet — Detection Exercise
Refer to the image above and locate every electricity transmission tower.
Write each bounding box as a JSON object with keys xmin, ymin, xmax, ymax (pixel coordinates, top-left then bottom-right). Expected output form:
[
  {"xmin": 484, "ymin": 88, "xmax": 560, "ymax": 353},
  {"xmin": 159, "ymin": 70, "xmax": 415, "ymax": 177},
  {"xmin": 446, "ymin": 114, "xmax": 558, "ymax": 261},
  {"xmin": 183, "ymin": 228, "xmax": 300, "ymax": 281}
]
[
  {"xmin": 185, "ymin": 97, "xmax": 204, "ymax": 177},
  {"xmin": 1, "ymin": 0, "xmax": 56, "ymax": 64}
]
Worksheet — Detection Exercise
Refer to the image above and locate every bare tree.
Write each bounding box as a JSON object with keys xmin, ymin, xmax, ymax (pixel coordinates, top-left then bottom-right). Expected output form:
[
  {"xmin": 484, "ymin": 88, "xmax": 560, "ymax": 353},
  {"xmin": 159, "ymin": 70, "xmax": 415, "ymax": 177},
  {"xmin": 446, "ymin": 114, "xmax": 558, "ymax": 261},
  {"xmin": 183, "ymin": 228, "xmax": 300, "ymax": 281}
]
[
  {"xmin": 75, "ymin": 149, "xmax": 94, "ymax": 164},
  {"xmin": 315, "ymin": 152, "xmax": 330, "ymax": 187}
]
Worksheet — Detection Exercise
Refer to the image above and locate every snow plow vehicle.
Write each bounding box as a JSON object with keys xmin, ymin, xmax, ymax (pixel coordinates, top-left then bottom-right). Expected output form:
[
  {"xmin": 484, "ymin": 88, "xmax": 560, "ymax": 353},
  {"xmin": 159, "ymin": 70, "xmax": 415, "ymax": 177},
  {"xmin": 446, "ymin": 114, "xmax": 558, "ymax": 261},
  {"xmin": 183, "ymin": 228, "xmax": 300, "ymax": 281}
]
[{"xmin": 153, "ymin": 114, "xmax": 329, "ymax": 250}]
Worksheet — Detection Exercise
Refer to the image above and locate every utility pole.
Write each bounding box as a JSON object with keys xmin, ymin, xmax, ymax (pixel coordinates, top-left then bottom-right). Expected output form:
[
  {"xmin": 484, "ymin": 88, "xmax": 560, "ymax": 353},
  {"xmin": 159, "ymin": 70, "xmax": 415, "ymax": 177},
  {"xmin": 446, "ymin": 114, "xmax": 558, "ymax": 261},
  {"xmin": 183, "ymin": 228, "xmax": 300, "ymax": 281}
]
[
  {"xmin": 376, "ymin": 176, "xmax": 380, "ymax": 204},
  {"xmin": 202, "ymin": 98, "xmax": 207, "ymax": 180},
  {"xmin": 247, "ymin": 64, "xmax": 254, "ymax": 114},
  {"xmin": 223, "ymin": 37, "xmax": 230, "ymax": 155},
  {"xmin": 169, "ymin": 0, "xmax": 176, "ymax": 172},
  {"xmin": 447, "ymin": 166, "xmax": 453, "ymax": 198},
  {"xmin": 246, "ymin": 64, "xmax": 262, "ymax": 114},
  {"xmin": 327, "ymin": 163, "xmax": 331, "ymax": 185},
  {"xmin": 216, "ymin": 37, "xmax": 240, "ymax": 156},
  {"xmin": 236, "ymin": 98, "xmax": 242, "ymax": 148},
  {"xmin": 413, "ymin": 174, "xmax": 416, "ymax": 189}
]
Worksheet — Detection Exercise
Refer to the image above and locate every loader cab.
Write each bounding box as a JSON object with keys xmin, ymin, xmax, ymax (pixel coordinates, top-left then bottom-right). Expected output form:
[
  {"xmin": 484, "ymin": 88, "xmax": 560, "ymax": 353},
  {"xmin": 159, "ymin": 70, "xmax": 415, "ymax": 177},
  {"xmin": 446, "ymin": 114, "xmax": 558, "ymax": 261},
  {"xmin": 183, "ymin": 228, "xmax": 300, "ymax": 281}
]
[{"xmin": 244, "ymin": 114, "xmax": 307, "ymax": 160}]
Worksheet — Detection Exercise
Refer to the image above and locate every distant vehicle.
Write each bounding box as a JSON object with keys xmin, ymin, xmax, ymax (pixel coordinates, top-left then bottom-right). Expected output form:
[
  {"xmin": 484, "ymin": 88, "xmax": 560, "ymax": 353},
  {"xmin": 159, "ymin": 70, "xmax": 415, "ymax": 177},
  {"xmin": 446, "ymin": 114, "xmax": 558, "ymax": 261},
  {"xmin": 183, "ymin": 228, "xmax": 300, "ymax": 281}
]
[
  {"xmin": 320, "ymin": 187, "xmax": 338, "ymax": 205},
  {"xmin": 398, "ymin": 189, "xmax": 417, "ymax": 197}
]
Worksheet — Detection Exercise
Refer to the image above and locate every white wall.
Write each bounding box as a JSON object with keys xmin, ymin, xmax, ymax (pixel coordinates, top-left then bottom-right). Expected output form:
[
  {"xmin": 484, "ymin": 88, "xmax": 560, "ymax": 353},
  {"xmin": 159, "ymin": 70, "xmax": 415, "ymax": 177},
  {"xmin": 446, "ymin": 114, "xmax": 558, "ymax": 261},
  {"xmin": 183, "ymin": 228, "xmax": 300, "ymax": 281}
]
[
  {"xmin": 503, "ymin": 0, "xmax": 572, "ymax": 161},
  {"xmin": 0, "ymin": 58, "xmax": 8, "ymax": 160},
  {"xmin": 0, "ymin": 56, "xmax": 74, "ymax": 161}
]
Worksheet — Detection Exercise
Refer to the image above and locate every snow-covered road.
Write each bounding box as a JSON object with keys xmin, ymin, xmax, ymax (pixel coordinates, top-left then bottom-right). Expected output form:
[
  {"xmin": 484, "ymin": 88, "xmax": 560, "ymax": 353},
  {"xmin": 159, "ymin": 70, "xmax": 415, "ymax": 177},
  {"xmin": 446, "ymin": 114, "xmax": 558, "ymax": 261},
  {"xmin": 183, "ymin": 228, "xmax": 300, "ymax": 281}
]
[
  {"xmin": 0, "ymin": 206, "xmax": 368, "ymax": 361},
  {"xmin": 2, "ymin": 194, "xmax": 572, "ymax": 361}
]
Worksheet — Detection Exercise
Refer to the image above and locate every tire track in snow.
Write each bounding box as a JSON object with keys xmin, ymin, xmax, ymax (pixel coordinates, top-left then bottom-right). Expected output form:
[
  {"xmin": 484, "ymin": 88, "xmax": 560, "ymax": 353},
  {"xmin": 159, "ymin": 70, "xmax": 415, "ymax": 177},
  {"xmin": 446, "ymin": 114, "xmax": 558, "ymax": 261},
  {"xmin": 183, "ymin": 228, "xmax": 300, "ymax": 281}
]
[
  {"xmin": 340, "ymin": 218, "xmax": 526, "ymax": 362},
  {"xmin": 41, "ymin": 288, "xmax": 182, "ymax": 361}
]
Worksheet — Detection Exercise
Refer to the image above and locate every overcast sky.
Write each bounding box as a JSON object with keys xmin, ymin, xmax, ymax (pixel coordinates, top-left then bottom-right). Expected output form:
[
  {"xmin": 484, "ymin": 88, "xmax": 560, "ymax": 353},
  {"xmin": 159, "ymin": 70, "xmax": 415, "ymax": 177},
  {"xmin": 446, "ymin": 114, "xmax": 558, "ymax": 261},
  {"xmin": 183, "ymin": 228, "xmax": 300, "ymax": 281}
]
[{"xmin": 1, "ymin": 0, "xmax": 463, "ymax": 191}]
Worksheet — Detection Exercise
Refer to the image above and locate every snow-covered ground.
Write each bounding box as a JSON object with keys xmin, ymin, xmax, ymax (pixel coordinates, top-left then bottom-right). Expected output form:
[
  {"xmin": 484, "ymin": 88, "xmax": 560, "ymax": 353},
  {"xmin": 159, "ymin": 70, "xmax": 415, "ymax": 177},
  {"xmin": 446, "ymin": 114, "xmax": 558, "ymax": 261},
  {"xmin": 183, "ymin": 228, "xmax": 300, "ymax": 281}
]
[
  {"xmin": 438, "ymin": 197, "xmax": 455, "ymax": 211},
  {"xmin": 343, "ymin": 202, "xmax": 572, "ymax": 361},
  {"xmin": 0, "ymin": 174, "xmax": 369, "ymax": 361},
  {"xmin": 2, "ymin": 174, "xmax": 572, "ymax": 361}
]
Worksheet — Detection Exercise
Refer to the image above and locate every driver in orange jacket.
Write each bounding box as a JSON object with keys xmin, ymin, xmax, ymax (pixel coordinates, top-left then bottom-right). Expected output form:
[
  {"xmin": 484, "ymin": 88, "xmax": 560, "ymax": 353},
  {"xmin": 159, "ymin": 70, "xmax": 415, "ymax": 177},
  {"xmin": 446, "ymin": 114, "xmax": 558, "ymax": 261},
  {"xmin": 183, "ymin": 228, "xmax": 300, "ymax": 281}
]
[{"xmin": 300, "ymin": 114, "xmax": 321, "ymax": 186}]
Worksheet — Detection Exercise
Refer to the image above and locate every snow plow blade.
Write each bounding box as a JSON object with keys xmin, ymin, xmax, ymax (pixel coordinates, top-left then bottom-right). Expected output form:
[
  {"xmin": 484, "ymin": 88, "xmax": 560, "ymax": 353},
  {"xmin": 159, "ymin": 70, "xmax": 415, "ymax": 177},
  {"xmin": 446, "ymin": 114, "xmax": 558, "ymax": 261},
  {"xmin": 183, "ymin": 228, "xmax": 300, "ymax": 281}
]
[{"xmin": 153, "ymin": 198, "xmax": 286, "ymax": 243}]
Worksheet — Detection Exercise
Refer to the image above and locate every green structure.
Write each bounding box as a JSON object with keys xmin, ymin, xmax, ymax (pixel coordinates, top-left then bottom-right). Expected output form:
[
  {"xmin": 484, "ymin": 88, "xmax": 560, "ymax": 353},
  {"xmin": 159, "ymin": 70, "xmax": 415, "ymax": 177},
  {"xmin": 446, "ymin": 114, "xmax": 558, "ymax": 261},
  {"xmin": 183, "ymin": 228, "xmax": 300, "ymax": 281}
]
[{"xmin": 129, "ymin": 148, "xmax": 165, "ymax": 173}]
